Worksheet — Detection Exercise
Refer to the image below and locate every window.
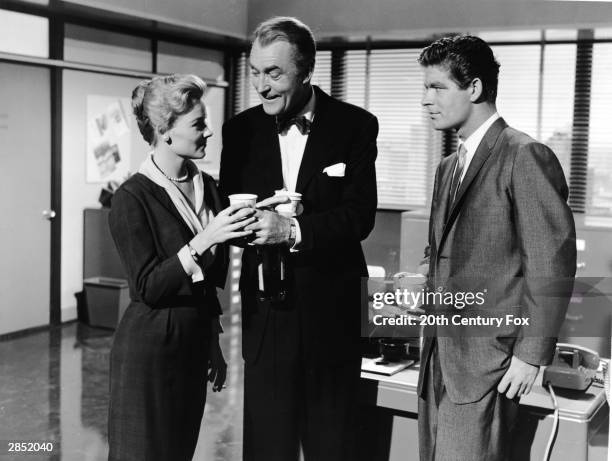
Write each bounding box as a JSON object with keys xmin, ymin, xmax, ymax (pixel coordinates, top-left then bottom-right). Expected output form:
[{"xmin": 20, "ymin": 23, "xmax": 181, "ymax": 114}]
[
  {"xmin": 344, "ymin": 50, "xmax": 367, "ymax": 107},
  {"xmin": 540, "ymin": 44, "xmax": 576, "ymax": 179},
  {"xmin": 492, "ymin": 44, "xmax": 576, "ymax": 179},
  {"xmin": 311, "ymin": 50, "xmax": 332, "ymax": 95},
  {"xmin": 354, "ymin": 49, "xmax": 441, "ymax": 209},
  {"xmin": 232, "ymin": 30, "xmax": 612, "ymax": 217},
  {"xmin": 0, "ymin": 10, "xmax": 48, "ymax": 58},
  {"xmin": 588, "ymin": 43, "xmax": 612, "ymax": 216},
  {"xmin": 492, "ymin": 45, "xmax": 541, "ymax": 139}
]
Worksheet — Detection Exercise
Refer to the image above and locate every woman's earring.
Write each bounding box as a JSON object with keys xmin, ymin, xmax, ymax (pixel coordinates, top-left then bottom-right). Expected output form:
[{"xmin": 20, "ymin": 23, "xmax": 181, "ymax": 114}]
[{"xmin": 163, "ymin": 135, "xmax": 172, "ymax": 145}]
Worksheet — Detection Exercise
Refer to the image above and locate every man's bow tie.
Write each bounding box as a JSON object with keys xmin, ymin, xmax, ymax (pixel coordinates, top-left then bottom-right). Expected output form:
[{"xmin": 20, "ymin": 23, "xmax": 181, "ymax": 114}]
[{"xmin": 276, "ymin": 116, "xmax": 312, "ymax": 135}]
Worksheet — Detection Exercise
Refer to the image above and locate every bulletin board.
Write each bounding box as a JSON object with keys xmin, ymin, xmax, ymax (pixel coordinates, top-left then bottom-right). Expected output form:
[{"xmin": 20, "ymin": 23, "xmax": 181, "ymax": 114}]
[{"xmin": 86, "ymin": 95, "xmax": 132, "ymax": 183}]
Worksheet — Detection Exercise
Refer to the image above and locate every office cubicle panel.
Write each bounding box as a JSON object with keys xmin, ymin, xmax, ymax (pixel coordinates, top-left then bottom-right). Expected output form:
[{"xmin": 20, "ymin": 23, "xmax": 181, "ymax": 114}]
[{"xmin": 83, "ymin": 208, "xmax": 125, "ymax": 280}]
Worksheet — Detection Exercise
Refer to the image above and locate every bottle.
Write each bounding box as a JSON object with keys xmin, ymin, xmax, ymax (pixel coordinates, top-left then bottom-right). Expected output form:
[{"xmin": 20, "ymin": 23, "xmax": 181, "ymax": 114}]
[
  {"xmin": 255, "ymin": 192, "xmax": 301, "ymax": 304},
  {"xmin": 256, "ymin": 245, "xmax": 287, "ymax": 303}
]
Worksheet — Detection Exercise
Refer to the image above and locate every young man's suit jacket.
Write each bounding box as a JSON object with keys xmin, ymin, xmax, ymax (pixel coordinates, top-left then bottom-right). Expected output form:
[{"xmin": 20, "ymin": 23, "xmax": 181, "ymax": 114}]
[
  {"xmin": 418, "ymin": 118, "xmax": 576, "ymax": 404},
  {"xmin": 219, "ymin": 86, "xmax": 378, "ymax": 365}
]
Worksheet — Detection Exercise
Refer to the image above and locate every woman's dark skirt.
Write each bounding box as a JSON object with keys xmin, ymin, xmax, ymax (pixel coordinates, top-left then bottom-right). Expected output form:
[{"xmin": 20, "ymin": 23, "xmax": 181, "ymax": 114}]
[{"xmin": 108, "ymin": 302, "xmax": 211, "ymax": 461}]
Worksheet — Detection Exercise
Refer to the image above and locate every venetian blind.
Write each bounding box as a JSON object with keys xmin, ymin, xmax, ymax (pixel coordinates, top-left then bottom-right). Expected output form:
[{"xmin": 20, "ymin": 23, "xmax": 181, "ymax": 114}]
[
  {"xmin": 492, "ymin": 44, "xmax": 576, "ymax": 185},
  {"xmin": 492, "ymin": 45, "xmax": 541, "ymax": 139},
  {"xmin": 540, "ymin": 44, "xmax": 576, "ymax": 180},
  {"xmin": 232, "ymin": 33, "xmax": 611, "ymax": 217},
  {"xmin": 367, "ymin": 49, "xmax": 440, "ymax": 209}
]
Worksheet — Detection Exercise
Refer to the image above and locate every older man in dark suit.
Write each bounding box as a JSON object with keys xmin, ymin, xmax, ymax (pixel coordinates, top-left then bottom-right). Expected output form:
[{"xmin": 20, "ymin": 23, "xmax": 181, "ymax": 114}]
[
  {"xmin": 417, "ymin": 35, "xmax": 576, "ymax": 460},
  {"xmin": 219, "ymin": 17, "xmax": 378, "ymax": 461}
]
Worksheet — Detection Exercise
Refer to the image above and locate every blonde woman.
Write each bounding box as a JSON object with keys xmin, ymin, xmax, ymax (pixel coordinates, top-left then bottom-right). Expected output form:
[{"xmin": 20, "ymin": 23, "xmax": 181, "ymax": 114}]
[{"xmin": 108, "ymin": 74, "xmax": 255, "ymax": 460}]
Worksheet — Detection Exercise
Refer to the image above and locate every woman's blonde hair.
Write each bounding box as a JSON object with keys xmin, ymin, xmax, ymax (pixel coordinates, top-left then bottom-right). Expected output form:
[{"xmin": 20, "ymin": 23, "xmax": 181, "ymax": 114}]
[{"xmin": 132, "ymin": 74, "xmax": 206, "ymax": 145}]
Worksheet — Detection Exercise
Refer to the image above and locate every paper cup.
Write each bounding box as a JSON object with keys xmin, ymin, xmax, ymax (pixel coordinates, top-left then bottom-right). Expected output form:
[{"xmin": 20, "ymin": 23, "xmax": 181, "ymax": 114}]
[
  {"xmin": 274, "ymin": 190, "xmax": 302, "ymax": 216},
  {"xmin": 228, "ymin": 193, "xmax": 257, "ymax": 207},
  {"xmin": 227, "ymin": 194, "xmax": 257, "ymax": 246}
]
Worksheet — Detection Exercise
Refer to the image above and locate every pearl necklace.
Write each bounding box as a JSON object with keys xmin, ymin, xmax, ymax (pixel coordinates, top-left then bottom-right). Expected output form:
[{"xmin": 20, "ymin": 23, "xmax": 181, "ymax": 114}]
[{"xmin": 151, "ymin": 156, "xmax": 189, "ymax": 182}]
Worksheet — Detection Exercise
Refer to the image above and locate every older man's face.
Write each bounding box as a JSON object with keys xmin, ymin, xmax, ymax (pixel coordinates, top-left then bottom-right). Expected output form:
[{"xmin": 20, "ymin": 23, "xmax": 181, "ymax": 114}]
[{"xmin": 249, "ymin": 39, "xmax": 310, "ymax": 117}]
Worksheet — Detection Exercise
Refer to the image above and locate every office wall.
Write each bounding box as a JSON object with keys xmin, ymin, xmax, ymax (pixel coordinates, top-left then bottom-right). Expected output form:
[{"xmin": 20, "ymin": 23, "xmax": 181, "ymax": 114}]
[
  {"xmin": 67, "ymin": 0, "xmax": 248, "ymax": 39},
  {"xmin": 64, "ymin": 24, "xmax": 152, "ymax": 71},
  {"xmin": 61, "ymin": 70, "xmax": 148, "ymax": 320},
  {"xmin": 248, "ymin": 0, "xmax": 612, "ymax": 37}
]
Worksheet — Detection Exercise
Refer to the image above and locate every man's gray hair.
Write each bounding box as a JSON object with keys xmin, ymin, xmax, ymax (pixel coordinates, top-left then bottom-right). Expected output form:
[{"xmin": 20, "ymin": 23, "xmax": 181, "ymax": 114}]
[{"xmin": 252, "ymin": 16, "xmax": 316, "ymax": 77}]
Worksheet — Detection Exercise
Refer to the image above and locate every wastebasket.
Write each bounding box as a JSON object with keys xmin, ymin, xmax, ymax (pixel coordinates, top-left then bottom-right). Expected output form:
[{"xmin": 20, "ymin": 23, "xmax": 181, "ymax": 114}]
[{"xmin": 83, "ymin": 277, "xmax": 129, "ymax": 328}]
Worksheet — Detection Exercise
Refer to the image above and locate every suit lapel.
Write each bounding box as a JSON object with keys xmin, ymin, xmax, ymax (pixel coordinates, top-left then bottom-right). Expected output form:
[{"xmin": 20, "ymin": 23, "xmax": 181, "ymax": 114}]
[
  {"xmin": 439, "ymin": 118, "xmax": 508, "ymax": 250},
  {"xmin": 254, "ymin": 112, "xmax": 284, "ymax": 192},
  {"xmin": 296, "ymin": 86, "xmax": 333, "ymax": 193},
  {"xmin": 433, "ymin": 157, "xmax": 455, "ymax": 249}
]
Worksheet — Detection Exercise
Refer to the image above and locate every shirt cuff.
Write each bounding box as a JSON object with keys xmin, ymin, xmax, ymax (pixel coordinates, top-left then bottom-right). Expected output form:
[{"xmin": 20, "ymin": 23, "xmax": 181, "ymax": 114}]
[
  {"xmin": 290, "ymin": 218, "xmax": 302, "ymax": 253},
  {"xmin": 178, "ymin": 245, "xmax": 204, "ymax": 282}
]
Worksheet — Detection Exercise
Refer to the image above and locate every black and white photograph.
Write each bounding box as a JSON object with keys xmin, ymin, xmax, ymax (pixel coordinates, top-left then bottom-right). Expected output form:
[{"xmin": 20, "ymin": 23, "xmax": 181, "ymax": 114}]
[{"xmin": 1, "ymin": 0, "xmax": 611, "ymax": 460}]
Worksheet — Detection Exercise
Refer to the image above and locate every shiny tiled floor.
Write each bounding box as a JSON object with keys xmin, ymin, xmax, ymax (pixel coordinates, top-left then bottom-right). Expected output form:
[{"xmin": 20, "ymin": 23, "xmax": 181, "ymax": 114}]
[
  {"xmin": 0, "ymin": 322, "xmax": 243, "ymax": 461},
  {"xmin": 2, "ymin": 322, "xmax": 610, "ymax": 461}
]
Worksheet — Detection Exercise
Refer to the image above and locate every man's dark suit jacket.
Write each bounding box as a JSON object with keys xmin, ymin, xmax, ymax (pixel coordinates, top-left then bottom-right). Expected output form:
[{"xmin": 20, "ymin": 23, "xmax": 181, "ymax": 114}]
[
  {"xmin": 418, "ymin": 118, "xmax": 576, "ymax": 404},
  {"xmin": 219, "ymin": 86, "xmax": 378, "ymax": 364}
]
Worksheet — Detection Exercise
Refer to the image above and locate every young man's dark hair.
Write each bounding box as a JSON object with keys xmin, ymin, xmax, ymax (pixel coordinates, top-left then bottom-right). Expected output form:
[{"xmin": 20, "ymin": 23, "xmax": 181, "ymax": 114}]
[{"xmin": 418, "ymin": 35, "xmax": 500, "ymax": 103}]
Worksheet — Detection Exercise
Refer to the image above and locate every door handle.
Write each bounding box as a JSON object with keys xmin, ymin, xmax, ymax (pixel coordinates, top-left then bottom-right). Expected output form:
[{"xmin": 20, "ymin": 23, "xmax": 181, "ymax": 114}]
[{"xmin": 42, "ymin": 209, "xmax": 56, "ymax": 220}]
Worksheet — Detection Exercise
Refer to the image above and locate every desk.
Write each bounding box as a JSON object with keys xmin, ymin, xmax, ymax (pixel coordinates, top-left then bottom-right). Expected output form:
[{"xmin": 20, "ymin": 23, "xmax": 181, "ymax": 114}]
[{"xmin": 360, "ymin": 364, "xmax": 608, "ymax": 461}]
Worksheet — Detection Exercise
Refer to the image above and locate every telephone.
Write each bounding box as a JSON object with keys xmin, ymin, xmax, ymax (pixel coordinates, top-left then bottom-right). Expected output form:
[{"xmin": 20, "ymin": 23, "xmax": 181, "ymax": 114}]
[{"xmin": 542, "ymin": 343, "xmax": 600, "ymax": 391}]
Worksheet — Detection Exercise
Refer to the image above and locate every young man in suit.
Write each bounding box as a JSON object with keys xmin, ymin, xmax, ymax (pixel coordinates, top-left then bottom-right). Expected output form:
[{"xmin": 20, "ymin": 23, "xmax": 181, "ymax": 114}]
[
  {"xmin": 417, "ymin": 35, "xmax": 576, "ymax": 460},
  {"xmin": 219, "ymin": 17, "xmax": 378, "ymax": 461}
]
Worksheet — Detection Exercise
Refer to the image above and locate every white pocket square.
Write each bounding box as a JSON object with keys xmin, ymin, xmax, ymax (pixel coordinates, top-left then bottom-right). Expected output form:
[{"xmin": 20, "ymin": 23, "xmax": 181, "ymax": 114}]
[{"xmin": 322, "ymin": 162, "xmax": 346, "ymax": 177}]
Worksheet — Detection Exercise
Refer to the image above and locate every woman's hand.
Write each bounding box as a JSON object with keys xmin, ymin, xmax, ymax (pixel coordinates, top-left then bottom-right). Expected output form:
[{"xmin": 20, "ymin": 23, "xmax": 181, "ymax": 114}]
[
  {"xmin": 191, "ymin": 204, "xmax": 256, "ymax": 254},
  {"xmin": 208, "ymin": 337, "xmax": 227, "ymax": 392}
]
